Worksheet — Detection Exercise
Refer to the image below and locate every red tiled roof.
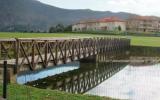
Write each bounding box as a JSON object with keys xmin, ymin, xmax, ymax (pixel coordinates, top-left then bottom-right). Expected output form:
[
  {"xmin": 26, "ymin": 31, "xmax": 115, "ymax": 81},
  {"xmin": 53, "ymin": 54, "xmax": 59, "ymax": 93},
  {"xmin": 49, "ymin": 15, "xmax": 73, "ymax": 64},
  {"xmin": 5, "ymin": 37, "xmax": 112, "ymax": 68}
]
[
  {"xmin": 98, "ymin": 17, "xmax": 125, "ymax": 22},
  {"xmin": 129, "ymin": 16, "xmax": 159, "ymax": 20},
  {"xmin": 74, "ymin": 17, "xmax": 125, "ymax": 25},
  {"xmin": 74, "ymin": 19, "xmax": 97, "ymax": 24}
]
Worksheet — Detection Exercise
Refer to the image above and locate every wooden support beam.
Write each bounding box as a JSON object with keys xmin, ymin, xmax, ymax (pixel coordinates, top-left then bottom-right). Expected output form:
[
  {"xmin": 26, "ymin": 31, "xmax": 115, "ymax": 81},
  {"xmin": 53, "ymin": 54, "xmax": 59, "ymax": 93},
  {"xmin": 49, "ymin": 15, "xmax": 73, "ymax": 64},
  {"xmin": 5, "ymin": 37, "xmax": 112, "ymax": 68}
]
[
  {"xmin": 71, "ymin": 39, "xmax": 75, "ymax": 61},
  {"xmin": 31, "ymin": 40, "xmax": 35, "ymax": 70},
  {"xmin": 44, "ymin": 40, "xmax": 48, "ymax": 68},
  {"xmin": 0, "ymin": 42, "xmax": 1, "ymax": 60},
  {"xmin": 20, "ymin": 42, "xmax": 33, "ymax": 70},
  {"xmin": 64, "ymin": 40, "xmax": 67, "ymax": 64},
  {"xmin": 15, "ymin": 39, "xmax": 20, "ymax": 73},
  {"xmin": 55, "ymin": 40, "xmax": 58, "ymax": 65},
  {"xmin": 78, "ymin": 39, "xmax": 81, "ymax": 59}
]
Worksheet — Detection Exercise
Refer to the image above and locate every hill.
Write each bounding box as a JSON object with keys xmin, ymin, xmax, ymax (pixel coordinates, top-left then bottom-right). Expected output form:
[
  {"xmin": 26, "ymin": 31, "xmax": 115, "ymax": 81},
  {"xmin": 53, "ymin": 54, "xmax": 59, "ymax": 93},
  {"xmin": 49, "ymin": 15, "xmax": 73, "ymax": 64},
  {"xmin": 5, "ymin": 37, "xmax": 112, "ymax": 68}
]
[{"xmin": 0, "ymin": 0, "xmax": 136, "ymax": 32}]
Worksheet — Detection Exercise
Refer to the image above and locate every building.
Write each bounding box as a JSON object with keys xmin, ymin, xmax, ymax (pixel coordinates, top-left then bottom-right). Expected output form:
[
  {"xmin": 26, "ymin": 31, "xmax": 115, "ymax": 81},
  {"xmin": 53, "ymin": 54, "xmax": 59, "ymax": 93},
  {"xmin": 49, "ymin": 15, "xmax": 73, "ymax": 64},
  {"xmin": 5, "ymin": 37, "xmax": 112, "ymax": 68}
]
[
  {"xmin": 72, "ymin": 17, "xmax": 126, "ymax": 32},
  {"xmin": 127, "ymin": 16, "xmax": 160, "ymax": 32}
]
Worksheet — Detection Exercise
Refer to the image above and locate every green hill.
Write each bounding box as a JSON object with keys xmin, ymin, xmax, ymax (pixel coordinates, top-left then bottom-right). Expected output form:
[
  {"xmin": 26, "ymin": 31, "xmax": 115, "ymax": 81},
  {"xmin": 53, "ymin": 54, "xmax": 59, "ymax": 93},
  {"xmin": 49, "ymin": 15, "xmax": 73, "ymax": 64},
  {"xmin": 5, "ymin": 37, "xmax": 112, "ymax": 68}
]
[{"xmin": 0, "ymin": 0, "xmax": 135, "ymax": 32}]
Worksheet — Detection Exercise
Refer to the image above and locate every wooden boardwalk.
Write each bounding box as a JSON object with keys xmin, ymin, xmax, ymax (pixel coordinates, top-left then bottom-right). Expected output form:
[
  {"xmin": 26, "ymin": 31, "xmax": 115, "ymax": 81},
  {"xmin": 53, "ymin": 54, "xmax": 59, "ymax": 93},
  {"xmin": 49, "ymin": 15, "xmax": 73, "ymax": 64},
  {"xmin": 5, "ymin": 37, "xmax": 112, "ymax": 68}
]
[{"xmin": 0, "ymin": 37, "xmax": 130, "ymax": 74}]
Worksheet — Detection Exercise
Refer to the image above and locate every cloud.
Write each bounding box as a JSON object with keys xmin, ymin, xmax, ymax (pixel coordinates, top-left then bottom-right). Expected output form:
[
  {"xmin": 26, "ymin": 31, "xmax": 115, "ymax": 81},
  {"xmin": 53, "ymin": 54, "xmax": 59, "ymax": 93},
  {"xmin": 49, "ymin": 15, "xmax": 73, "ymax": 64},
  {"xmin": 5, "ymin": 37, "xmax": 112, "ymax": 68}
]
[
  {"xmin": 38, "ymin": 0, "xmax": 160, "ymax": 16},
  {"xmin": 104, "ymin": 0, "xmax": 160, "ymax": 15}
]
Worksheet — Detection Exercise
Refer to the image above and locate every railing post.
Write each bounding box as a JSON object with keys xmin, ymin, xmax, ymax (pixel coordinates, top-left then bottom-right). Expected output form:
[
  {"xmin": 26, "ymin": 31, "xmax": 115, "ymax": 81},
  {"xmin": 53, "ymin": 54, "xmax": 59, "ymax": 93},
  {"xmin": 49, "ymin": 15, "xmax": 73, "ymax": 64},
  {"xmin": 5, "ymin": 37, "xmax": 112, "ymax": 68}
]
[
  {"xmin": 83, "ymin": 39, "xmax": 86, "ymax": 58},
  {"xmin": 44, "ymin": 40, "xmax": 48, "ymax": 68},
  {"xmin": 31, "ymin": 40, "xmax": 35, "ymax": 70},
  {"xmin": 103, "ymin": 37, "xmax": 105, "ymax": 53},
  {"xmin": 64, "ymin": 40, "xmax": 67, "ymax": 64},
  {"xmin": 78, "ymin": 39, "xmax": 81, "ymax": 59},
  {"xmin": 72, "ymin": 39, "xmax": 74, "ymax": 61},
  {"xmin": 55, "ymin": 40, "xmax": 58, "ymax": 65},
  {"xmin": 15, "ymin": 38, "xmax": 20, "ymax": 73},
  {"xmin": 96, "ymin": 37, "xmax": 100, "ymax": 54},
  {"xmin": 0, "ymin": 42, "xmax": 1, "ymax": 59},
  {"xmin": 88, "ymin": 38, "xmax": 91, "ymax": 56},
  {"xmin": 93, "ymin": 38, "xmax": 96, "ymax": 55}
]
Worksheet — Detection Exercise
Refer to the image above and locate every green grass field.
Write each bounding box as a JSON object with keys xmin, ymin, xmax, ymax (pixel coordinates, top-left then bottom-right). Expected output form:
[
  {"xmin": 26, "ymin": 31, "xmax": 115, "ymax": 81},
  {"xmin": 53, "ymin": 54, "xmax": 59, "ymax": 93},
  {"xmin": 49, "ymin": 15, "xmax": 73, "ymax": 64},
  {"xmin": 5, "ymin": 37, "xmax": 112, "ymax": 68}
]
[
  {"xmin": 0, "ymin": 84, "xmax": 115, "ymax": 100},
  {"xmin": 0, "ymin": 32, "xmax": 160, "ymax": 47},
  {"xmin": 0, "ymin": 32, "xmax": 95, "ymax": 38}
]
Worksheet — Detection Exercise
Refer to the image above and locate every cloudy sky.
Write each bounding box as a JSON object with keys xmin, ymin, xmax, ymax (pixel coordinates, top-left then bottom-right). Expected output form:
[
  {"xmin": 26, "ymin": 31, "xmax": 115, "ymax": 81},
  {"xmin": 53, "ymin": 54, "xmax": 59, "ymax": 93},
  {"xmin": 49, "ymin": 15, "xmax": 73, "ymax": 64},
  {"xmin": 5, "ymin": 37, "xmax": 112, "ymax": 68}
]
[{"xmin": 38, "ymin": 0, "xmax": 160, "ymax": 16}]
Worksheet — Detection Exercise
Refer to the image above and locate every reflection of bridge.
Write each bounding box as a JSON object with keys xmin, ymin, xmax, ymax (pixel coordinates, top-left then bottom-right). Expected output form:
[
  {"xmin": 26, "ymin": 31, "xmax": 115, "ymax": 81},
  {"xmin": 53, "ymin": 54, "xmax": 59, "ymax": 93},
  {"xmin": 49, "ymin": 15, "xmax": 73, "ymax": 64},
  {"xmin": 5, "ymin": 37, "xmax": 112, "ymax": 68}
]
[
  {"xmin": 0, "ymin": 37, "xmax": 130, "ymax": 83},
  {"xmin": 28, "ymin": 61, "xmax": 127, "ymax": 94}
]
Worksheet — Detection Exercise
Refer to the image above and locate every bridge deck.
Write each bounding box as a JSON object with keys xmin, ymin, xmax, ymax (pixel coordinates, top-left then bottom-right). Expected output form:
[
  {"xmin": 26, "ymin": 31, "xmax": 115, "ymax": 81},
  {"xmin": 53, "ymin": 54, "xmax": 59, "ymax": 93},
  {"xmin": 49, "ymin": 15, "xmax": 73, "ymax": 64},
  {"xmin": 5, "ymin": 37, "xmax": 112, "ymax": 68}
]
[{"xmin": 0, "ymin": 37, "xmax": 130, "ymax": 73}]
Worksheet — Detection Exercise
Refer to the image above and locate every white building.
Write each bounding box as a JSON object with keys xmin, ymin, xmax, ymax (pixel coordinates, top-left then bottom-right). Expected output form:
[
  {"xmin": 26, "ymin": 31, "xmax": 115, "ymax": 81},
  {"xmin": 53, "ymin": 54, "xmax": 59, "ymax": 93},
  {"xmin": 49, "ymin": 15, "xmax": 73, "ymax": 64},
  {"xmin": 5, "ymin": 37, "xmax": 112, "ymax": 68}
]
[
  {"xmin": 126, "ymin": 16, "xmax": 160, "ymax": 32},
  {"xmin": 72, "ymin": 17, "xmax": 126, "ymax": 32}
]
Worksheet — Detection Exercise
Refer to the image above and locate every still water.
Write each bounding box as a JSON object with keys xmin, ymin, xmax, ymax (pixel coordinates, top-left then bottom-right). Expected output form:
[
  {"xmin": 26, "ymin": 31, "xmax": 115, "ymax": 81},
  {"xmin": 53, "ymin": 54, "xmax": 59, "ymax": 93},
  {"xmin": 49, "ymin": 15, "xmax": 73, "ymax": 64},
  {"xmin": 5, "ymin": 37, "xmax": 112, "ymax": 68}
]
[
  {"xmin": 17, "ymin": 62, "xmax": 80, "ymax": 84},
  {"xmin": 18, "ymin": 46, "xmax": 160, "ymax": 100},
  {"xmin": 86, "ymin": 64, "xmax": 160, "ymax": 100}
]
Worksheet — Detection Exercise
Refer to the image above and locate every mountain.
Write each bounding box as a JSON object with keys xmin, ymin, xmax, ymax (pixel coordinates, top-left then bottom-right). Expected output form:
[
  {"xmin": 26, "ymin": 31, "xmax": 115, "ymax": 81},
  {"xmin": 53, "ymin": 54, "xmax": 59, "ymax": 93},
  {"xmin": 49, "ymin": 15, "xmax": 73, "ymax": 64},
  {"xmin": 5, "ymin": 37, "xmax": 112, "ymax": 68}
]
[{"xmin": 0, "ymin": 0, "xmax": 136, "ymax": 32}]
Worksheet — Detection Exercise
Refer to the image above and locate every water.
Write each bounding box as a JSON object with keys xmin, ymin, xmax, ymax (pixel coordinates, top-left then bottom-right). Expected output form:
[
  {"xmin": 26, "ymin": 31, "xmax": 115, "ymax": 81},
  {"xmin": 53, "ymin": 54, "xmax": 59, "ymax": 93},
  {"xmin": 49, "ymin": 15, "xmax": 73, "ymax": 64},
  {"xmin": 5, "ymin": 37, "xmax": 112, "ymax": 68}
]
[
  {"xmin": 18, "ymin": 46, "xmax": 160, "ymax": 100},
  {"xmin": 17, "ymin": 61, "xmax": 80, "ymax": 84},
  {"xmin": 86, "ymin": 64, "xmax": 160, "ymax": 100}
]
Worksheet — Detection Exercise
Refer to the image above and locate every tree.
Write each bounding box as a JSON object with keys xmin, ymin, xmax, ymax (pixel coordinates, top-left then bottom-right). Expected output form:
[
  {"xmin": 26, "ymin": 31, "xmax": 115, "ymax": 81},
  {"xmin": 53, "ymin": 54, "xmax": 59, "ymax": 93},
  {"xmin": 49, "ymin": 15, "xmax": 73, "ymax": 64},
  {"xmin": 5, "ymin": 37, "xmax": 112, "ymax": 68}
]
[
  {"xmin": 56, "ymin": 24, "xmax": 64, "ymax": 32},
  {"xmin": 64, "ymin": 25, "xmax": 72, "ymax": 32},
  {"xmin": 49, "ymin": 24, "xmax": 70, "ymax": 33},
  {"xmin": 49, "ymin": 27, "xmax": 56, "ymax": 33},
  {"xmin": 118, "ymin": 26, "xmax": 122, "ymax": 31}
]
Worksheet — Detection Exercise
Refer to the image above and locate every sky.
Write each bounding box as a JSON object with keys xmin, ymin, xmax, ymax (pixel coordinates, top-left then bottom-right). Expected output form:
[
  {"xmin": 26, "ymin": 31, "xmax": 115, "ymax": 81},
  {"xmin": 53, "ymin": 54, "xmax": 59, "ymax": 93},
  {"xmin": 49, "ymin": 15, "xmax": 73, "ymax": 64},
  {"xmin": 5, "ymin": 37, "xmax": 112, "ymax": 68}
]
[{"xmin": 38, "ymin": 0, "xmax": 160, "ymax": 16}]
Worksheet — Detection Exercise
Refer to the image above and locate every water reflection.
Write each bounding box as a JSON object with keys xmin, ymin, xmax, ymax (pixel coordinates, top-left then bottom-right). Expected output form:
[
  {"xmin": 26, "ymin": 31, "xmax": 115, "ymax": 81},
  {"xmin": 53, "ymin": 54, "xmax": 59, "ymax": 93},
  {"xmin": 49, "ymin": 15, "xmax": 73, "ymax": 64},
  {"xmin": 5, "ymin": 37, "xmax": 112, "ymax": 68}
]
[
  {"xmin": 17, "ymin": 61, "xmax": 80, "ymax": 84},
  {"xmin": 85, "ymin": 46, "xmax": 160, "ymax": 100},
  {"xmin": 86, "ymin": 63, "xmax": 160, "ymax": 100},
  {"xmin": 130, "ymin": 46, "xmax": 160, "ymax": 57},
  {"xmin": 27, "ymin": 61, "xmax": 127, "ymax": 93}
]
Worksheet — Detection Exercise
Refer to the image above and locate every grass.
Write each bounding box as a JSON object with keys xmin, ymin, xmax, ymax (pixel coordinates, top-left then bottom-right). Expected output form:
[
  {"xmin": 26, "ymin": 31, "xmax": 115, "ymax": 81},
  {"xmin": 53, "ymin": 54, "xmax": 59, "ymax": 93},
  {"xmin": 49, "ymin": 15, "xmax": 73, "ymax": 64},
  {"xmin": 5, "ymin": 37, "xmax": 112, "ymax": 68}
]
[
  {"xmin": 0, "ymin": 32, "xmax": 95, "ymax": 38},
  {"xmin": 0, "ymin": 84, "xmax": 116, "ymax": 100},
  {"xmin": 130, "ymin": 36, "xmax": 160, "ymax": 47},
  {"xmin": 0, "ymin": 32, "xmax": 160, "ymax": 47}
]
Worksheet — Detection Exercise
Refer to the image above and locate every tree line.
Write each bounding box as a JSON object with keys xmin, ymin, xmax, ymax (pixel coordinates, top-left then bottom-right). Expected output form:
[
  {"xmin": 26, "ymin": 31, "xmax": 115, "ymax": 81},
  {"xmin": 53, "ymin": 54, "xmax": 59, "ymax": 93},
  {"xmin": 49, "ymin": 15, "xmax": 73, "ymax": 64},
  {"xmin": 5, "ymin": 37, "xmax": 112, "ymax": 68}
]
[
  {"xmin": 0, "ymin": 24, "xmax": 72, "ymax": 33},
  {"xmin": 49, "ymin": 24, "xmax": 72, "ymax": 33}
]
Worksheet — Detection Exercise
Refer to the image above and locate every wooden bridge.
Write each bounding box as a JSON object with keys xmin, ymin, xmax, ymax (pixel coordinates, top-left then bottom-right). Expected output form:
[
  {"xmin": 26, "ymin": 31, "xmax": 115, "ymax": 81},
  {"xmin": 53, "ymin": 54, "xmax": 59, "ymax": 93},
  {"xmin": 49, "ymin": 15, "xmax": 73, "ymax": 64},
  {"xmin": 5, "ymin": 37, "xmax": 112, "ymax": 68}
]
[{"xmin": 0, "ymin": 37, "xmax": 130, "ymax": 82}]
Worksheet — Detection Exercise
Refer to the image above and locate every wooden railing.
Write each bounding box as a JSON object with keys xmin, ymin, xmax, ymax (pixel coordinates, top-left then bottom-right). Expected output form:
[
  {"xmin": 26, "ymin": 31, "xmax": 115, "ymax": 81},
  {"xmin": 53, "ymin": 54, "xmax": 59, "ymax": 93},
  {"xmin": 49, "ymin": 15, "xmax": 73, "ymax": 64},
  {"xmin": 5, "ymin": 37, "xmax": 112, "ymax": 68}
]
[{"xmin": 0, "ymin": 37, "xmax": 130, "ymax": 73}]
